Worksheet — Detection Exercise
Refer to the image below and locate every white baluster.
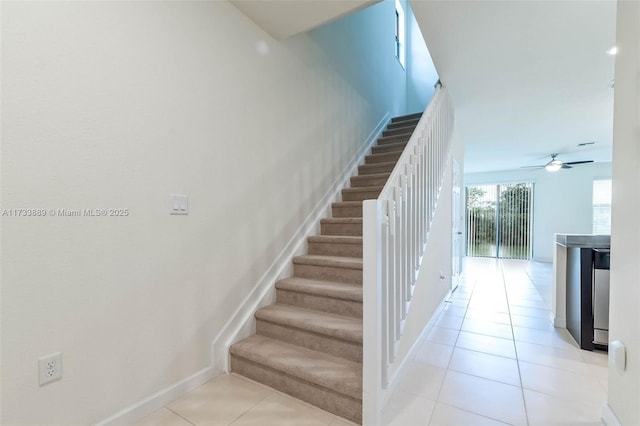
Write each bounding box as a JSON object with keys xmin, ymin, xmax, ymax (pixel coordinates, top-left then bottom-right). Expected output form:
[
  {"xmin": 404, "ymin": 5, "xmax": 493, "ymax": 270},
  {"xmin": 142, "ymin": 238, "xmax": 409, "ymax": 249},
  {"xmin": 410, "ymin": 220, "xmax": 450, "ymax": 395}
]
[
  {"xmin": 381, "ymin": 210, "xmax": 390, "ymax": 381},
  {"xmin": 394, "ymin": 185, "xmax": 403, "ymax": 339},
  {"xmin": 386, "ymin": 200, "xmax": 396, "ymax": 363}
]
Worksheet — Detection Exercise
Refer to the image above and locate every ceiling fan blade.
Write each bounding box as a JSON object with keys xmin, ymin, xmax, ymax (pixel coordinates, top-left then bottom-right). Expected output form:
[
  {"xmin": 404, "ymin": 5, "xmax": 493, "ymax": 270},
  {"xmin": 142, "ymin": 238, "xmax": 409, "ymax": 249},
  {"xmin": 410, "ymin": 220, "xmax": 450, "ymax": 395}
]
[
  {"xmin": 520, "ymin": 165, "xmax": 545, "ymax": 169},
  {"xmin": 561, "ymin": 164, "xmax": 573, "ymax": 169},
  {"xmin": 564, "ymin": 160, "xmax": 594, "ymax": 165}
]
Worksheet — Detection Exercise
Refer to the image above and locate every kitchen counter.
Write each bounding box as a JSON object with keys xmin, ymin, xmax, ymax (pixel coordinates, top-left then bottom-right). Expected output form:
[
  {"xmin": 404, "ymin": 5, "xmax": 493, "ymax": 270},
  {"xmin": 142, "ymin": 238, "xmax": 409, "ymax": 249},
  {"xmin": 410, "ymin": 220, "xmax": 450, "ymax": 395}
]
[{"xmin": 555, "ymin": 234, "xmax": 611, "ymax": 248}]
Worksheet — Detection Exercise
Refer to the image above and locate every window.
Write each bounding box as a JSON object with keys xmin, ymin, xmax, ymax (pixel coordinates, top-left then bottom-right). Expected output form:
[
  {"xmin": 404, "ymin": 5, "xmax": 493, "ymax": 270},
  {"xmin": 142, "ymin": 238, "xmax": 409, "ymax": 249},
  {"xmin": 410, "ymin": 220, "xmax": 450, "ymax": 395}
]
[
  {"xmin": 593, "ymin": 179, "xmax": 612, "ymax": 234},
  {"xmin": 395, "ymin": 0, "xmax": 405, "ymax": 68}
]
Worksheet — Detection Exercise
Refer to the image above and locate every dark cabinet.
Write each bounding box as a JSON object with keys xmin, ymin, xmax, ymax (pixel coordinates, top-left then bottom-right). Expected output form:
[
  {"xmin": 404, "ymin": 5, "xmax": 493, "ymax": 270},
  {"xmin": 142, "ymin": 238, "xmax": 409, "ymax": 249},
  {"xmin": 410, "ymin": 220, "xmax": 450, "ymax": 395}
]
[{"xmin": 566, "ymin": 247, "xmax": 610, "ymax": 351}]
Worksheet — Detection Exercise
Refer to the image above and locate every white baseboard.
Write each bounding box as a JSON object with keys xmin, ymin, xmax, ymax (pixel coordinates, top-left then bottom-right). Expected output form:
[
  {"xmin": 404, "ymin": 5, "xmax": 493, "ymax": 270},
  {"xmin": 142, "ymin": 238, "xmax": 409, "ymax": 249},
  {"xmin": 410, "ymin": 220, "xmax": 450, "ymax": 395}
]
[
  {"xmin": 553, "ymin": 312, "xmax": 566, "ymax": 328},
  {"xmin": 96, "ymin": 366, "xmax": 218, "ymax": 426},
  {"xmin": 602, "ymin": 402, "xmax": 622, "ymax": 426},
  {"xmin": 211, "ymin": 112, "xmax": 391, "ymax": 373}
]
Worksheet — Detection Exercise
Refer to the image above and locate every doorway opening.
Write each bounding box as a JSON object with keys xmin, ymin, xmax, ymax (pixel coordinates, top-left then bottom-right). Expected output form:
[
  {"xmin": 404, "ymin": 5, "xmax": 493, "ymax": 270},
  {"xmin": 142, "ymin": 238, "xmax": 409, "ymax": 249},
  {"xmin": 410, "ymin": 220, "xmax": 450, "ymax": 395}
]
[{"xmin": 465, "ymin": 183, "xmax": 533, "ymax": 259}]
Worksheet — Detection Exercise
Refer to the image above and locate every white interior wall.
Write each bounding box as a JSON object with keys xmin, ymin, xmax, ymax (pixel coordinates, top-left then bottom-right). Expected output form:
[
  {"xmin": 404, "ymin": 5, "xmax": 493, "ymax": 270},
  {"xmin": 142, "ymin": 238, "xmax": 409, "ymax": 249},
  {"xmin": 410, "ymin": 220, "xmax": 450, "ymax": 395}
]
[
  {"xmin": 405, "ymin": 1, "xmax": 439, "ymax": 113},
  {"xmin": 465, "ymin": 162, "xmax": 613, "ymax": 262},
  {"xmin": 607, "ymin": 0, "xmax": 640, "ymax": 423},
  {"xmin": 0, "ymin": 0, "xmax": 432, "ymax": 423}
]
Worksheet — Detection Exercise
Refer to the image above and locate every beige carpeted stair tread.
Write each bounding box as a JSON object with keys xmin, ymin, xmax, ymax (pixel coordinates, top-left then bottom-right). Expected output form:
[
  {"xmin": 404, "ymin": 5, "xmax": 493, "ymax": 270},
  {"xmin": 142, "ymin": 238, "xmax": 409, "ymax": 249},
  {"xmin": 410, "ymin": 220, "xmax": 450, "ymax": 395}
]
[
  {"xmin": 391, "ymin": 112, "xmax": 422, "ymax": 122},
  {"xmin": 308, "ymin": 235, "xmax": 362, "ymax": 257},
  {"xmin": 255, "ymin": 304, "xmax": 362, "ymax": 343},
  {"xmin": 320, "ymin": 217, "xmax": 362, "ymax": 224},
  {"xmin": 276, "ymin": 277, "xmax": 362, "ymax": 302},
  {"xmin": 350, "ymin": 172, "xmax": 390, "ymax": 182},
  {"xmin": 342, "ymin": 187, "xmax": 383, "ymax": 202},
  {"xmin": 320, "ymin": 218, "xmax": 363, "ymax": 237},
  {"xmin": 365, "ymin": 151, "xmax": 403, "ymax": 163},
  {"xmin": 385, "ymin": 124, "xmax": 416, "ymax": 132},
  {"xmin": 293, "ymin": 255, "xmax": 363, "ymax": 270},
  {"xmin": 358, "ymin": 161, "xmax": 397, "ymax": 174},
  {"xmin": 332, "ymin": 201, "xmax": 363, "ymax": 208},
  {"xmin": 308, "ymin": 235, "xmax": 362, "ymax": 245},
  {"xmin": 230, "ymin": 335, "xmax": 362, "ymax": 400},
  {"xmin": 330, "ymin": 202, "xmax": 364, "ymax": 219},
  {"xmin": 372, "ymin": 142, "xmax": 408, "ymax": 154},
  {"xmin": 387, "ymin": 117, "xmax": 420, "ymax": 129},
  {"xmin": 382, "ymin": 128, "xmax": 414, "ymax": 137},
  {"xmin": 377, "ymin": 135, "xmax": 411, "ymax": 145},
  {"xmin": 342, "ymin": 185, "xmax": 384, "ymax": 194}
]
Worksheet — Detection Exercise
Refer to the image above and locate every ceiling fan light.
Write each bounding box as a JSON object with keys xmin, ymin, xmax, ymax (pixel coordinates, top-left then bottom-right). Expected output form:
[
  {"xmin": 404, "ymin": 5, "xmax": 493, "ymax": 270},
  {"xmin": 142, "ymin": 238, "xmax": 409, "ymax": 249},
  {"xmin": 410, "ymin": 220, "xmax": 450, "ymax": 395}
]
[{"xmin": 546, "ymin": 161, "xmax": 562, "ymax": 172}]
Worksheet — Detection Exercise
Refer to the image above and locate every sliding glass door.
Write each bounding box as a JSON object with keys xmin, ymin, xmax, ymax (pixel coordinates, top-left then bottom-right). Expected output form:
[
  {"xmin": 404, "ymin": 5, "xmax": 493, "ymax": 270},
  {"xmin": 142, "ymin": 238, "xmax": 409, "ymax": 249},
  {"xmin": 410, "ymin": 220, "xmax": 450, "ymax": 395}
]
[
  {"xmin": 466, "ymin": 183, "xmax": 533, "ymax": 259},
  {"xmin": 466, "ymin": 185, "xmax": 498, "ymax": 257}
]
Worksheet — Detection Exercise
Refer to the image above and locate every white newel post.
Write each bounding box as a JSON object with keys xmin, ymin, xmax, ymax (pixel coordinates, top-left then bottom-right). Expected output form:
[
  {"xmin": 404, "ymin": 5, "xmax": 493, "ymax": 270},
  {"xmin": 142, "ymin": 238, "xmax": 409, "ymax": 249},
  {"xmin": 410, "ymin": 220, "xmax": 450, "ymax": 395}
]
[{"xmin": 362, "ymin": 199, "xmax": 383, "ymax": 425}]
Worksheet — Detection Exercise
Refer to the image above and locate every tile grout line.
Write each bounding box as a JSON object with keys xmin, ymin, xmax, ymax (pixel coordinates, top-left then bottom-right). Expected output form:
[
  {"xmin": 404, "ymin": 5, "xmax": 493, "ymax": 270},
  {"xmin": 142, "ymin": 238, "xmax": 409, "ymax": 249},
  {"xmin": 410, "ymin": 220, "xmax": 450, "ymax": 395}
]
[
  {"xmin": 499, "ymin": 259, "xmax": 531, "ymax": 426},
  {"xmin": 433, "ymin": 400, "xmax": 514, "ymax": 426},
  {"xmin": 424, "ymin": 271, "xmax": 477, "ymax": 425},
  {"xmin": 165, "ymin": 407, "xmax": 197, "ymax": 426},
  {"xmin": 432, "ymin": 259, "xmax": 527, "ymax": 426}
]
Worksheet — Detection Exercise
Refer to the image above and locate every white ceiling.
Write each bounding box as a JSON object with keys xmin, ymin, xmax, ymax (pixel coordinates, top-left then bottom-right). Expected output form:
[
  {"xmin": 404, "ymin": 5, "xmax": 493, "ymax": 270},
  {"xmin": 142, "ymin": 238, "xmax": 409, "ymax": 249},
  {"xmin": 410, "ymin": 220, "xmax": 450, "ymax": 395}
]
[
  {"xmin": 411, "ymin": 0, "xmax": 617, "ymax": 173},
  {"xmin": 231, "ymin": 0, "xmax": 380, "ymax": 40}
]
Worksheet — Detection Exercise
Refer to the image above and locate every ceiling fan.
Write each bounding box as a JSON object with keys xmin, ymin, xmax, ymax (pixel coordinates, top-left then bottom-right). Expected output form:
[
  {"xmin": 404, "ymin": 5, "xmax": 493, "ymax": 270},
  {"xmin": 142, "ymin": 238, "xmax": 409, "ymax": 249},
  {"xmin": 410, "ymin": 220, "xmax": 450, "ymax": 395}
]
[{"xmin": 521, "ymin": 153, "xmax": 594, "ymax": 172}]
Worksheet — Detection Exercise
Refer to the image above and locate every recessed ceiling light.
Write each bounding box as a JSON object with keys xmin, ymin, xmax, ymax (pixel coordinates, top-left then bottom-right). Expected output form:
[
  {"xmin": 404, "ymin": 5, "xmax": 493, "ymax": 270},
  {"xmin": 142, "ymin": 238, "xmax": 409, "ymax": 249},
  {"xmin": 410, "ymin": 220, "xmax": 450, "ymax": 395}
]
[{"xmin": 607, "ymin": 46, "xmax": 618, "ymax": 55}]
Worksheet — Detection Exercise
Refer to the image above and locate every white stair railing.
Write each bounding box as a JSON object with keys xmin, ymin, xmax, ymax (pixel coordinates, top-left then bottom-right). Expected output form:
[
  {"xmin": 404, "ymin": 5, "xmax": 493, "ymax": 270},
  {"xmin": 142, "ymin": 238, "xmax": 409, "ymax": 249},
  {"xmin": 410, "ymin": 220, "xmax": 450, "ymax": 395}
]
[{"xmin": 362, "ymin": 86, "xmax": 454, "ymax": 424}]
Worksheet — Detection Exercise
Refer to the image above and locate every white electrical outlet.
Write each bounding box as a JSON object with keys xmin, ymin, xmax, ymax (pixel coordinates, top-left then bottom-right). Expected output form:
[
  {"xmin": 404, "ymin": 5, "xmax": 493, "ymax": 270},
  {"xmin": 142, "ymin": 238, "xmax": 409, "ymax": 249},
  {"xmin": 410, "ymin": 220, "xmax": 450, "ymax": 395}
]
[{"xmin": 38, "ymin": 352, "xmax": 62, "ymax": 386}]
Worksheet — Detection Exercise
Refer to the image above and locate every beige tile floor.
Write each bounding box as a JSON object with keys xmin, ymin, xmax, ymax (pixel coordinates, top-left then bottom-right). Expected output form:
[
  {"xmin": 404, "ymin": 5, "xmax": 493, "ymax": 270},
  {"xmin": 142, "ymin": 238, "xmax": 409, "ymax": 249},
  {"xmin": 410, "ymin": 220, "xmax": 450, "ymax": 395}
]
[
  {"xmin": 133, "ymin": 373, "xmax": 356, "ymax": 426},
  {"xmin": 134, "ymin": 258, "xmax": 608, "ymax": 425},
  {"xmin": 384, "ymin": 258, "xmax": 608, "ymax": 425}
]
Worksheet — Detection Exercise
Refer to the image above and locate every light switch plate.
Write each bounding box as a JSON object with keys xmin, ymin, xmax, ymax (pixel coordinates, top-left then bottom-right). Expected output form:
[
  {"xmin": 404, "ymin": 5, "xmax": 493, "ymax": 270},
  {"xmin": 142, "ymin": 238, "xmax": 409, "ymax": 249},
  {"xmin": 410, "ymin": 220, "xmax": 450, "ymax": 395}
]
[{"xmin": 170, "ymin": 194, "xmax": 188, "ymax": 215}]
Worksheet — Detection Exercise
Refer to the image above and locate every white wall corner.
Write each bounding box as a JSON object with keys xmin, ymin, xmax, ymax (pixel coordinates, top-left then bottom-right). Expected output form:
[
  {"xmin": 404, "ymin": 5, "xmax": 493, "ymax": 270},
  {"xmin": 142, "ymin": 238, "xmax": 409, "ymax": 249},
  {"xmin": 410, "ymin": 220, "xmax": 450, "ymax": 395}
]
[
  {"xmin": 552, "ymin": 314, "xmax": 566, "ymax": 328},
  {"xmin": 211, "ymin": 112, "xmax": 391, "ymax": 373},
  {"xmin": 602, "ymin": 402, "xmax": 623, "ymax": 426},
  {"xmin": 96, "ymin": 367, "xmax": 218, "ymax": 426}
]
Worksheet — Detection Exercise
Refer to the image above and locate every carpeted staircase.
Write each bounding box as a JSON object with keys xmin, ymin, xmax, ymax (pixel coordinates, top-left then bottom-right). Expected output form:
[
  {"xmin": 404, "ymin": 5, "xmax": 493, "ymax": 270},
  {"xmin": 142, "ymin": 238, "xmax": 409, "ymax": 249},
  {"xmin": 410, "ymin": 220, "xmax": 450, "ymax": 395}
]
[{"xmin": 229, "ymin": 112, "xmax": 422, "ymax": 424}]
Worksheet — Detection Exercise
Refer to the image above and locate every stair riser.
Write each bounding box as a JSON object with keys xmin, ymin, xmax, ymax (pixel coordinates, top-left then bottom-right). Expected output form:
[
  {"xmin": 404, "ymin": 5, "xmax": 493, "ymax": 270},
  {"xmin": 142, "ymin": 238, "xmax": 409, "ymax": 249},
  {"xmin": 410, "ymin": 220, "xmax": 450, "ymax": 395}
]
[
  {"xmin": 230, "ymin": 356, "xmax": 362, "ymax": 424},
  {"xmin": 308, "ymin": 241, "xmax": 362, "ymax": 258},
  {"xmin": 350, "ymin": 175, "xmax": 389, "ymax": 187},
  {"xmin": 372, "ymin": 143, "xmax": 407, "ymax": 154},
  {"xmin": 331, "ymin": 204, "xmax": 362, "ymax": 218},
  {"xmin": 365, "ymin": 151, "xmax": 402, "ymax": 165},
  {"xmin": 358, "ymin": 163, "xmax": 396, "ymax": 175},
  {"xmin": 321, "ymin": 222, "xmax": 362, "ymax": 236},
  {"xmin": 276, "ymin": 289, "xmax": 362, "ymax": 318},
  {"xmin": 256, "ymin": 321, "xmax": 362, "ymax": 363},
  {"xmin": 382, "ymin": 127, "xmax": 413, "ymax": 137},
  {"xmin": 342, "ymin": 189, "xmax": 380, "ymax": 202},
  {"xmin": 387, "ymin": 118, "xmax": 420, "ymax": 129},
  {"xmin": 294, "ymin": 264, "xmax": 362, "ymax": 285}
]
